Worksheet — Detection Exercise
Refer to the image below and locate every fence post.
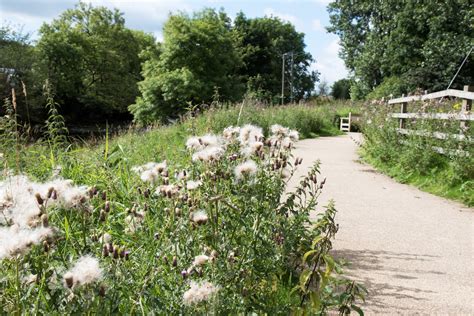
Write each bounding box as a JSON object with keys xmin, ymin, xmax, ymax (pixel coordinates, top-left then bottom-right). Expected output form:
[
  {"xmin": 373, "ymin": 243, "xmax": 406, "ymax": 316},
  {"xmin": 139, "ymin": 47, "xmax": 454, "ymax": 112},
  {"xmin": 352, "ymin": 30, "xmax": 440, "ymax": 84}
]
[
  {"xmin": 399, "ymin": 94, "xmax": 407, "ymax": 129},
  {"xmin": 460, "ymin": 85, "xmax": 473, "ymax": 132}
]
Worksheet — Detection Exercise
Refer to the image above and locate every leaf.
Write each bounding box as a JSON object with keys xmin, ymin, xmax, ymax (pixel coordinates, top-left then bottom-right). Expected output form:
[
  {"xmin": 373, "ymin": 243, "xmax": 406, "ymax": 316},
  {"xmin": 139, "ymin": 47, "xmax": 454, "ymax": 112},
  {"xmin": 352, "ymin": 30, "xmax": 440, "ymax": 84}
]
[
  {"xmin": 303, "ymin": 250, "xmax": 317, "ymax": 264},
  {"xmin": 299, "ymin": 269, "xmax": 312, "ymax": 291},
  {"xmin": 323, "ymin": 254, "xmax": 335, "ymax": 277},
  {"xmin": 311, "ymin": 236, "xmax": 325, "ymax": 249},
  {"xmin": 351, "ymin": 304, "xmax": 364, "ymax": 316},
  {"xmin": 63, "ymin": 217, "xmax": 70, "ymax": 241}
]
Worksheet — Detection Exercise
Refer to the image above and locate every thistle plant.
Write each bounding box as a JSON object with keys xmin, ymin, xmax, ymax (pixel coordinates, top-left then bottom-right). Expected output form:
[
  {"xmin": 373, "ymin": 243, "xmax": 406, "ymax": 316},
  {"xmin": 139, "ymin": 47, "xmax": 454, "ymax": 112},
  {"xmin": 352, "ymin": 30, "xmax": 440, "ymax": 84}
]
[{"xmin": 0, "ymin": 124, "xmax": 364, "ymax": 314}]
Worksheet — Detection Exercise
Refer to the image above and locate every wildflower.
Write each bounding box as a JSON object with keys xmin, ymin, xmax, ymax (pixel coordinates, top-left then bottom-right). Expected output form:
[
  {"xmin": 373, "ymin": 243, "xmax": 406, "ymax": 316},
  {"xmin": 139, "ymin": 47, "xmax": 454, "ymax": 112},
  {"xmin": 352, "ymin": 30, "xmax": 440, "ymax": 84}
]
[
  {"xmin": 200, "ymin": 134, "xmax": 223, "ymax": 147},
  {"xmin": 239, "ymin": 124, "xmax": 263, "ymax": 146},
  {"xmin": 186, "ymin": 137, "xmax": 202, "ymax": 151},
  {"xmin": 241, "ymin": 141, "xmax": 264, "ymax": 157},
  {"xmin": 99, "ymin": 233, "xmax": 112, "ymax": 244},
  {"xmin": 156, "ymin": 184, "xmax": 180, "ymax": 198},
  {"xmin": 288, "ymin": 130, "xmax": 299, "ymax": 142},
  {"xmin": 22, "ymin": 273, "xmax": 37, "ymax": 285},
  {"xmin": 63, "ymin": 255, "xmax": 102, "ymax": 289},
  {"xmin": 0, "ymin": 175, "xmax": 89, "ymax": 227},
  {"xmin": 132, "ymin": 161, "xmax": 167, "ymax": 183},
  {"xmin": 270, "ymin": 124, "xmax": 289, "ymax": 137},
  {"xmin": 186, "ymin": 180, "xmax": 202, "ymax": 191},
  {"xmin": 183, "ymin": 280, "xmax": 219, "ymax": 305},
  {"xmin": 234, "ymin": 160, "xmax": 258, "ymax": 180},
  {"xmin": 192, "ymin": 254, "xmax": 210, "ymax": 267},
  {"xmin": 191, "ymin": 210, "xmax": 208, "ymax": 225},
  {"xmin": 192, "ymin": 146, "xmax": 224, "ymax": 163},
  {"xmin": 222, "ymin": 126, "xmax": 240, "ymax": 141},
  {"xmin": 125, "ymin": 212, "xmax": 145, "ymax": 234},
  {"xmin": 0, "ymin": 225, "xmax": 53, "ymax": 259}
]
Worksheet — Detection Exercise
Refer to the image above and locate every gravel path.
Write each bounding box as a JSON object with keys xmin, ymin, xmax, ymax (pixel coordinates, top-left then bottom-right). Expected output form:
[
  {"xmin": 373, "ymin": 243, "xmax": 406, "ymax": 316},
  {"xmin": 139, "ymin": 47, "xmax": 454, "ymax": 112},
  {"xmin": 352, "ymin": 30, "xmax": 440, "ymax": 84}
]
[{"xmin": 288, "ymin": 133, "xmax": 474, "ymax": 314}]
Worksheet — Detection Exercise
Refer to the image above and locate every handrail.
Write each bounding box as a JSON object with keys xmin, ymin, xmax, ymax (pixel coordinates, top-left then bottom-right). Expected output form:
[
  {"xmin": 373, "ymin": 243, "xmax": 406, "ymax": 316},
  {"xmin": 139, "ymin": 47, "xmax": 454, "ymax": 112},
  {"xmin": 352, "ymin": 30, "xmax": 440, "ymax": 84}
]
[{"xmin": 388, "ymin": 88, "xmax": 474, "ymax": 104}]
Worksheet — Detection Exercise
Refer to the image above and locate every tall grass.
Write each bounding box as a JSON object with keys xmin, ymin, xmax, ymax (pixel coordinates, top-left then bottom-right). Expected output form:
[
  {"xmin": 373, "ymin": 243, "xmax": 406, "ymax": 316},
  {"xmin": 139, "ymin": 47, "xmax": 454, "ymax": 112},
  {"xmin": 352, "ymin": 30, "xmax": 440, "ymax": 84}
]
[
  {"xmin": 361, "ymin": 99, "xmax": 474, "ymax": 206},
  {"xmin": 0, "ymin": 100, "xmax": 366, "ymax": 314}
]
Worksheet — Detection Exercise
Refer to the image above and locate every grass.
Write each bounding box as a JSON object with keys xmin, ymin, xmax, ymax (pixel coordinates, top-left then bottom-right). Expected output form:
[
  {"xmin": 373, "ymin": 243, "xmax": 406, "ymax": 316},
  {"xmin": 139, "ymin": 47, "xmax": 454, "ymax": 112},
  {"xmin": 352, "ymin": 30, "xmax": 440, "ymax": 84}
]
[
  {"xmin": 0, "ymin": 101, "xmax": 367, "ymax": 314},
  {"xmin": 360, "ymin": 100, "xmax": 474, "ymax": 206},
  {"xmin": 360, "ymin": 150, "xmax": 473, "ymax": 206}
]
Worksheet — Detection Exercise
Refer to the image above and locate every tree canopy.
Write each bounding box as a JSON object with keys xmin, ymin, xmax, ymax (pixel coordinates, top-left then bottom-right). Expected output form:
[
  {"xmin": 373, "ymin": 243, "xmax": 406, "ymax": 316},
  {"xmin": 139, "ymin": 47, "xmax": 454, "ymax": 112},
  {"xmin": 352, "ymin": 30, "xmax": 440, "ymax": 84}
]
[
  {"xmin": 234, "ymin": 12, "xmax": 318, "ymax": 103},
  {"xmin": 328, "ymin": 0, "xmax": 474, "ymax": 99},
  {"xmin": 37, "ymin": 2, "xmax": 155, "ymax": 120},
  {"xmin": 331, "ymin": 78, "xmax": 351, "ymax": 100},
  {"xmin": 131, "ymin": 9, "xmax": 318, "ymax": 123},
  {"xmin": 129, "ymin": 9, "xmax": 242, "ymax": 124}
]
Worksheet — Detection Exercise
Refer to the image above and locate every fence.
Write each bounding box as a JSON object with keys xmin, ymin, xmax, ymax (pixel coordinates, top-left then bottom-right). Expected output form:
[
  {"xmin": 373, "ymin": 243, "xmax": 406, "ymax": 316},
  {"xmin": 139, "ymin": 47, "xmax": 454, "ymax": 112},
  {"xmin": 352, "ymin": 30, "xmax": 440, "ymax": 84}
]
[{"xmin": 387, "ymin": 85, "xmax": 474, "ymax": 155}]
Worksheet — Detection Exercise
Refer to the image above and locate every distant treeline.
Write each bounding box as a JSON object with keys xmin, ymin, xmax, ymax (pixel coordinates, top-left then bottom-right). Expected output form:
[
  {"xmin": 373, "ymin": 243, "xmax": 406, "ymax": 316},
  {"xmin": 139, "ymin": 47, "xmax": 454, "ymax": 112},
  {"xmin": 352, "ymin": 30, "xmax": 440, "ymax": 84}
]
[
  {"xmin": 328, "ymin": 0, "xmax": 473, "ymax": 100},
  {"xmin": 0, "ymin": 2, "xmax": 317, "ymax": 124}
]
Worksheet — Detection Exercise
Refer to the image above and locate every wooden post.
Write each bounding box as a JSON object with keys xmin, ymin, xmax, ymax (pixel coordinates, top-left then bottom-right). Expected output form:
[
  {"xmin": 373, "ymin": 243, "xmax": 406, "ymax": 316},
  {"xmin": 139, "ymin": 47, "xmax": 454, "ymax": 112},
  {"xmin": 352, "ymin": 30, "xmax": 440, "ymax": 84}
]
[
  {"xmin": 399, "ymin": 94, "xmax": 407, "ymax": 129},
  {"xmin": 460, "ymin": 85, "xmax": 473, "ymax": 132}
]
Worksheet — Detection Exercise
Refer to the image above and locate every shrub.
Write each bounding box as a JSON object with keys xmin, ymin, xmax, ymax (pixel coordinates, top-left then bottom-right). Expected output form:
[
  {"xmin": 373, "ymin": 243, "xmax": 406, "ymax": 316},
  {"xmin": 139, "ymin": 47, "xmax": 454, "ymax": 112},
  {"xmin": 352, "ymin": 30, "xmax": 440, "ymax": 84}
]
[
  {"xmin": 0, "ymin": 123, "xmax": 365, "ymax": 314},
  {"xmin": 361, "ymin": 99, "xmax": 474, "ymax": 205}
]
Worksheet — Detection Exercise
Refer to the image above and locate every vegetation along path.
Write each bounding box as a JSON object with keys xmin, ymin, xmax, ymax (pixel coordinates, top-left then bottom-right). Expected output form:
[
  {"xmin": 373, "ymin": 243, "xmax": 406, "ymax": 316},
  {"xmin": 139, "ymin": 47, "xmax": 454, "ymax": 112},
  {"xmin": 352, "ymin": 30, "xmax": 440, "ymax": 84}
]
[{"xmin": 288, "ymin": 133, "xmax": 474, "ymax": 314}]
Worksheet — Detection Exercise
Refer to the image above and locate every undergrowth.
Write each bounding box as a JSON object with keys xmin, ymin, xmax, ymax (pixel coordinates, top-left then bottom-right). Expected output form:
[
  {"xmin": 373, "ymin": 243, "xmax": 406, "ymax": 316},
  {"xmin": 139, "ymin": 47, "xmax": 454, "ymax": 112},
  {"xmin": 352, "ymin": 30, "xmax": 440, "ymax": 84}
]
[
  {"xmin": 0, "ymin": 98, "xmax": 366, "ymax": 314},
  {"xmin": 361, "ymin": 99, "xmax": 474, "ymax": 206}
]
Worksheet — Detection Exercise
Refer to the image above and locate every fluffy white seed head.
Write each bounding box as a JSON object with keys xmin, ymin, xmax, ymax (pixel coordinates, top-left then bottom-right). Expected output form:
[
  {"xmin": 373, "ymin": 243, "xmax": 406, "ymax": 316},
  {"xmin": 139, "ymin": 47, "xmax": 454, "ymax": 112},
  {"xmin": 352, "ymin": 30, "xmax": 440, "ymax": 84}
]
[
  {"xmin": 183, "ymin": 280, "xmax": 219, "ymax": 305},
  {"xmin": 234, "ymin": 160, "xmax": 258, "ymax": 180},
  {"xmin": 0, "ymin": 175, "xmax": 88, "ymax": 227},
  {"xmin": 238, "ymin": 125, "xmax": 263, "ymax": 146},
  {"xmin": 191, "ymin": 210, "xmax": 208, "ymax": 225},
  {"xmin": 186, "ymin": 180, "xmax": 202, "ymax": 191},
  {"xmin": 192, "ymin": 146, "xmax": 224, "ymax": 163},
  {"xmin": 63, "ymin": 255, "xmax": 102, "ymax": 288},
  {"xmin": 192, "ymin": 254, "xmax": 210, "ymax": 267},
  {"xmin": 0, "ymin": 225, "xmax": 53, "ymax": 259}
]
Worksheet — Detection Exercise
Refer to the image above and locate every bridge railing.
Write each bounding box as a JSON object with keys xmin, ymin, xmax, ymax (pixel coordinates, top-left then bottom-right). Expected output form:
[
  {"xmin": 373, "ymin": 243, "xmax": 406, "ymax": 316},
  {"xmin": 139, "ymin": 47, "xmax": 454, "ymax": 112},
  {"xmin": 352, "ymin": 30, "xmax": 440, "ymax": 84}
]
[{"xmin": 387, "ymin": 85, "xmax": 473, "ymax": 155}]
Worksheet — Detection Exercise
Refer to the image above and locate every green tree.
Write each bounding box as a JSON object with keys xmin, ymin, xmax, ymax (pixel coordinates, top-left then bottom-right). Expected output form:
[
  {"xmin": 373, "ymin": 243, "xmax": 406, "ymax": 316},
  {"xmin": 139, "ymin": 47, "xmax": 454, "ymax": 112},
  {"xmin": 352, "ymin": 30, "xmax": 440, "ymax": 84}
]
[
  {"xmin": 130, "ymin": 9, "xmax": 242, "ymax": 124},
  {"xmin": 331, "ymin": 78, "xmax": 351, "ymax": 99},
  {"xmin": 327, "ymin": 1, "xmax": 474, "ymax": 99},
  {"xmin": 234, "ymin": 12, "xmax": 318, "ymax": 103},
  {"xmin": 0, "ymin": 25, "xmax": 37, "ymax": 120},
  {"xmin": 36, "ymin": 2, "xmax": 155, "ymax": 121}
]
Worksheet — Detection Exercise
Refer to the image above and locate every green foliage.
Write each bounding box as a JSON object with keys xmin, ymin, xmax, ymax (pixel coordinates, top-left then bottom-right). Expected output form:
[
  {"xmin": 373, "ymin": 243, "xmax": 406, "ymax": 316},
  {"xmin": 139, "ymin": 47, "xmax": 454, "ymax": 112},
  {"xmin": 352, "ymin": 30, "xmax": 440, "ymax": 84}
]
[
  {"xmin": 43, "ymin": 82, "xmax": 69, "ymax": 151},
  {"xmin": 36, "ymin": 2, "xmax": 155, "ymax": 119},
  {"xmin": 361, "ymin": 100, "xmax": 474, "ymax": 206},
  {"xmin": 328, "ymin": 1, "xmax": 474, "ymax": 98},
  {"xmin": 0, "ymin": 25, "xmax": 38, "ymax": 121},
  {"xmin": 234, "ymin": 12, "xmax": 318, "ymax": 103},
  {"xmin": 331, "ymin": 79, "xmax": 352, "ymax": 100},
  {"xmin": 130, "ymin": 9, "xmax": 242, "ymax": 124},
  {"xmin": 366, "ymin": 76, "xmax": 408, "ymax": 100},
  {"xmin": 0, "ymin": 105, "xmax": 363, "ymax": 313}
]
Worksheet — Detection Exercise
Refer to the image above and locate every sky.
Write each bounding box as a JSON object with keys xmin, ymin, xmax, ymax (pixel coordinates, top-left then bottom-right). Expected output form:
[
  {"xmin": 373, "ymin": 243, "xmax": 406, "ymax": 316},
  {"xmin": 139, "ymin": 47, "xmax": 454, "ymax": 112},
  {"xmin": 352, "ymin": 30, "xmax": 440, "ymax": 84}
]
[{"xmin": 0, "ymin": 0, "xmax": 348, "ymax": 85}]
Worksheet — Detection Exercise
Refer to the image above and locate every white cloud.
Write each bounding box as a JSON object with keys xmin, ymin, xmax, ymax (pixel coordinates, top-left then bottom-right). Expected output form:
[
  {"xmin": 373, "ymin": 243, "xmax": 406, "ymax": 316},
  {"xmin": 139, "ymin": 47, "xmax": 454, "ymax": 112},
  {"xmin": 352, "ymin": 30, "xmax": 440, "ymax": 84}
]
[
  {"xmin": 312, "ymin": 39, "xmax": 348, "ymax": 85},
  {"xmin": 263, "ymin": 8, "xmax": 297, "ymax": 24},
  {"xmin": 311, "ymin": 19, "xmax": 325, "ymax": 32},
  {"xmin": 314, "ymin": 0, "xmax": 331, "ymax": 5}
]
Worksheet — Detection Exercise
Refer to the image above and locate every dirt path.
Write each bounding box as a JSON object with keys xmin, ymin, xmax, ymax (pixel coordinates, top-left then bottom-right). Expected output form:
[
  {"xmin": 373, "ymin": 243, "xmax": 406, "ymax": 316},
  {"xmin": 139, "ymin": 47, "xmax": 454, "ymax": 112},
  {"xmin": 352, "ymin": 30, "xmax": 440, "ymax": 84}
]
[{"xmin": 288, "ymin": 133, "xmax": 474, "ymax": 314}]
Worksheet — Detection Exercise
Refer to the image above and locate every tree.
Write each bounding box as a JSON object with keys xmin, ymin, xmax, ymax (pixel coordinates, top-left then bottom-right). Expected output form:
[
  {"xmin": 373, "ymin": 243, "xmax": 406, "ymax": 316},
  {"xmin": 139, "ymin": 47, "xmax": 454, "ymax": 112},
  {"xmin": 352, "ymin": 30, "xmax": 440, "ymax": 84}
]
[
  {"xmin": 0, "ymin": 25, "xmax": 37, "ymax": 119},
  {"xmin": 234, "ymin": 12, "xmax": 318, "ymax": 103},
  {"xmin": 130, "ymin": 9, "xmax": 242, "ymax": 124},
  {"xmin": 36, "ymin": 2, "xmax": 155, "ymax": 121},
  {"xmin": 317, "ymin": 79, "xmax": 329, "ymax": 96},
  {"xmin": 331, "ymin": 78, "xmax": 351, "ymax": 99},
  {"xmin": 327, "ymin": 1, "xmax": 474, "ymax": 99}
]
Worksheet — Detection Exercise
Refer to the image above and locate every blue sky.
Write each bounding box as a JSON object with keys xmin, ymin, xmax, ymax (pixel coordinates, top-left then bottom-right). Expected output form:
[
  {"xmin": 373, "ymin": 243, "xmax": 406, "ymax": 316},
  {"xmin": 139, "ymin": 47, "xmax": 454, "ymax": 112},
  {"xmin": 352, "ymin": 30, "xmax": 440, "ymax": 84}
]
[{"xmin": 0, "ymin": 0, "xmax": 348, "ymax": 85}]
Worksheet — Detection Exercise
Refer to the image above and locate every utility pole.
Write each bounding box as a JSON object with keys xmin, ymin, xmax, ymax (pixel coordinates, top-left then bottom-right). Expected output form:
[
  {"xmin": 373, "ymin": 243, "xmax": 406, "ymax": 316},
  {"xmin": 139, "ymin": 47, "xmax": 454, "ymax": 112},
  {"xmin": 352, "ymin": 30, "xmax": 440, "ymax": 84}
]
[
  {"xmin": 289, "ymin": 52, "xmax": 294, "ymax": 103},
  {"xmin": 281, "ymin": 53, "xmax": 286, "ymax": 105}
]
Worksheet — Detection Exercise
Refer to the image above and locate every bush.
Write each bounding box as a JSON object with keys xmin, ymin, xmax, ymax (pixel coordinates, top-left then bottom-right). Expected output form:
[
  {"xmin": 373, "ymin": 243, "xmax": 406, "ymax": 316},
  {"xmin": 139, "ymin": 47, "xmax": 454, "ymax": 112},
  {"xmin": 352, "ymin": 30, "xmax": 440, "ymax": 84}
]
[
  {"xmin": 366, "ymin": 76, "xmax": 408, "ymax": 100},
  {"xmin": 0, "ymin": 121, "xmax": 365, "ymax": 313},
  {"xmin": 361, "ymin": 99, "xmax": 474, "ymax": 206}
]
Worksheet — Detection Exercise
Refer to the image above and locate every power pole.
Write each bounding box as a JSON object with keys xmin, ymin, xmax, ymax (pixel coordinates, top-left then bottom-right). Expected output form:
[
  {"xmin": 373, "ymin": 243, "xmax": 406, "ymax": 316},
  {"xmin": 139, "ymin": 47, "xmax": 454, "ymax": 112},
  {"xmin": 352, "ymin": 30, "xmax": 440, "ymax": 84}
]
[
  {"xmin": 281, "ymin": 53, "xmax": 286, "ymax": 105},
  {"xmin": 289, "ymin": 52, "xmax": 294, "ymax": 103}
]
